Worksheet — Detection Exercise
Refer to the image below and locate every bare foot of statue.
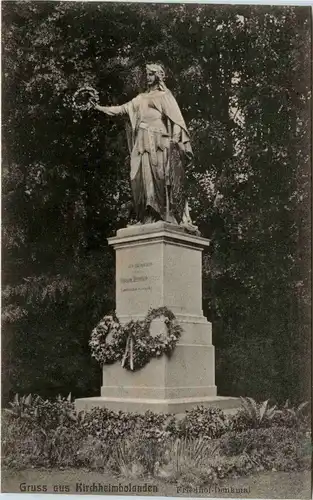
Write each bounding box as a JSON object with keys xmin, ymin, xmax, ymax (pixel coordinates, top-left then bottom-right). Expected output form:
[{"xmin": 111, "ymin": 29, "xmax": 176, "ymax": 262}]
[
  {"xmin": 180, "ymin": 220, "xmax": 201, "ymax": 235},
  {"xmin": 127, "ymin": 220, "xmax": 142, "ymax": 227}
]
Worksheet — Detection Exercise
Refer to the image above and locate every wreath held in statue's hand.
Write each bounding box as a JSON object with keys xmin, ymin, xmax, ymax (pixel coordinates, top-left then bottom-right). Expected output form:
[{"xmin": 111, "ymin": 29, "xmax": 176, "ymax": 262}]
[
  {"xmin": 72, "ymin": 86, "xmax": 99, "ymax": 111},
  {"xmin": 89, "ymin": 307, "xmax": 183, "ymax": 371}
]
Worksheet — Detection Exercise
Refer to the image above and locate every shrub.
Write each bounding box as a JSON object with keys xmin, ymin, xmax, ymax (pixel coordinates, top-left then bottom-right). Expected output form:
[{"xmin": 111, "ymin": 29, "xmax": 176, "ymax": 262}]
[
  {"xmin": 271, "ymin": 400, "xmax": 310, "ymax": 429},
  {"xmin": 3, "ymin": 393, "xmax": 83, "ymax": 469},
  {"xmin": 77, "ymin": 407, "xmax": 138, "ymax": 440},
  {"xmin": 4, "ymin": 393, "xmax": 77, "ymax": 430},
  {"xmin": 230, "ymin": 398, "xmax": 311, "ymax": 432},
  {"xmin": 209, "ymin": 452, "xmax": 255, "ymax": 480},
  {"xmin": 229, "ymin": 397, "xmax": 279, "ymax": 431},
  {"xmin": 76, "ymin": 436, "xmax": 113, "ymax": 470},
  {"xmin": 177, "ymin": 406, "xmax": 229, "ymax": 439},
  {"xmin": 2, "ymin": 413, "xmax": 83, "ymax": 469},
  {"xmin": 220, "ymin": 427, "xmax": 311, "ymax": 472},
  {"xmin": 109, "ymin": 416, "xmax": 176, "ymax": 477}
]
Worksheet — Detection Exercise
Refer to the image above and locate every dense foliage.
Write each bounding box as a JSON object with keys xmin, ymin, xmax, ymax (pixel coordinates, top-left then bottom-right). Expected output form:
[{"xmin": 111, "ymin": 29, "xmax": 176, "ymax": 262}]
[
  {"xmin": 2, "ymin": 2, "xmax": 311, "ymax": 403},
  {"xmin": 3, "ymin": 396, "xmax": 311, "ymax": 480}
]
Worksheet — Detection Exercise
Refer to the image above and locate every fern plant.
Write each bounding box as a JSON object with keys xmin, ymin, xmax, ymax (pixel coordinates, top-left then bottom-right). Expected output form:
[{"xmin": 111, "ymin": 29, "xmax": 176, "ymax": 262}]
[
  {"xmin": 237, "ymin": 397, "xmax": 279, "ymax": 428},
  {"xmin": 4, "ymin": 392, "xmax": 77, "ymax": 428}
]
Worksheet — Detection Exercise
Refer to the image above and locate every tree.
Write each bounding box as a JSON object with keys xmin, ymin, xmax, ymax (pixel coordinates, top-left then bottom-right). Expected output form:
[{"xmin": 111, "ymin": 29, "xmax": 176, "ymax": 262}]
[{"xmin": 2, "ymin": 2, "xmax": 311, "ymax": 403}]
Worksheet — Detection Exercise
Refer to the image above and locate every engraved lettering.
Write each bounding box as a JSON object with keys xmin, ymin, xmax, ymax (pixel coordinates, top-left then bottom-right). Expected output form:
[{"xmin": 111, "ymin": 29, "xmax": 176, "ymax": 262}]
[
  {"xmin": 121, "ymin": 276, "xmax": 148, "ymax": 284},
  {"xmin": 128, "ymin": 262, "xmax": 153, "ymax": 269},
  {"xmin": 122, "ymin": 286, "xmax": 152, "ymax": 293}
]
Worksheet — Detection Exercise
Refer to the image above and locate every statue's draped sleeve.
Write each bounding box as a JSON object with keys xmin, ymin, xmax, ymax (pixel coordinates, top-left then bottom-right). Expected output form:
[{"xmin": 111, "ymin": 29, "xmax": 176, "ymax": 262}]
[
  {"xmin": 101, "ymin": 103, "xmax": 129, "ymax": 116},
  {"xmin": 103, "ymin": 91, "xmax": 191, "ymax": 153},
  {"xmin": 150, "ymin": 89, "xmax": 193, "ymax": 222},
  {"xmin": 103, "ymin": 97, "xmax": 140, "ymax": 153},
  {"xmin": 149, "ymin": 90, "xmax": 193, "ymax": 157}
]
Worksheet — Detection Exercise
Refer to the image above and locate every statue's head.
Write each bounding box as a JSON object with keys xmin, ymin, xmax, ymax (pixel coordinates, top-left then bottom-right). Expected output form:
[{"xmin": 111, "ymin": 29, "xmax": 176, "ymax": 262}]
[{"xmin": 146, "ymin": 63, "xmax": 166, "ymax": 89}]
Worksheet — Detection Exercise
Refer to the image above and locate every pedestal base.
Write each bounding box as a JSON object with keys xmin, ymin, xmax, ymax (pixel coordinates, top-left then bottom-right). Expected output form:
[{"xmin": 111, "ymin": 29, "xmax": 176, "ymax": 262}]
[
  {"xmin": 76, "ymin": 222, "xmax": 239, "ymax": 415},
  {"xmin": 100, "ymin": 344, "xmax": 216, "ymax": 399},
  {"xmin": 75, "ymin": 395, "xmax": 241, "ymax": 415}
]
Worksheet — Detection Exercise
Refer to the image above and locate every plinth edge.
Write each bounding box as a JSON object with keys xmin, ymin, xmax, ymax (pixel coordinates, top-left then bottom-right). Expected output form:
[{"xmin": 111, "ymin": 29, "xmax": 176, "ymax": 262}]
[
  {"xmin": 108, "ymin": 221, "xmax": 210, "ymax": 249},
  {"xmin": 75, "ymin": 395, "xmax": 241, "ymax": 415}
]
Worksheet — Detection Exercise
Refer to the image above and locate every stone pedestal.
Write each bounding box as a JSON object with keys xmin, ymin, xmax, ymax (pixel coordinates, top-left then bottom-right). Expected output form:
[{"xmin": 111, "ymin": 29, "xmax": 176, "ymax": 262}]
[{"xmin": 75, "ymin": 222, "xmax": 240, "ymax": 413}]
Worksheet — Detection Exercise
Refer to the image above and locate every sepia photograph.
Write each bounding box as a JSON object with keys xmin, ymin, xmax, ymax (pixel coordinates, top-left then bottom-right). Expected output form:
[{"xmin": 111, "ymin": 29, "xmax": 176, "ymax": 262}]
[{"xmin": 1, "ymin": 1, "xmax": 312, "ymax": 498}]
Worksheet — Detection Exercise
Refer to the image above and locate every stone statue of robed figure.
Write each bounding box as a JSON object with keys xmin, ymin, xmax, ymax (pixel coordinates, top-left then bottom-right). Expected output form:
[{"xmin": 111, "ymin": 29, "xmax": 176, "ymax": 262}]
[{"xmin": 94, "ymin": 63, "xmax": 196, "ymax": 228}]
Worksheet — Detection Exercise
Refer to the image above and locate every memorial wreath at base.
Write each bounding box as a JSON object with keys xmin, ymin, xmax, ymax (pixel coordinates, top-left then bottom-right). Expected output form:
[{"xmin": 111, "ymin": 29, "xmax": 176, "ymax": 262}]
[{"xmin": 89, "ymin": 307, "xmax": 183, "ymax": 371}]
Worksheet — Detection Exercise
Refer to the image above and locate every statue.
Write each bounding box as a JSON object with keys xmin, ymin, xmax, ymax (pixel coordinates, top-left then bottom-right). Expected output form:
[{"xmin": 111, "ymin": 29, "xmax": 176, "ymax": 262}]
[{"xmin": 94, "ymin": 63, "xmax": 198, "ymax": 231}]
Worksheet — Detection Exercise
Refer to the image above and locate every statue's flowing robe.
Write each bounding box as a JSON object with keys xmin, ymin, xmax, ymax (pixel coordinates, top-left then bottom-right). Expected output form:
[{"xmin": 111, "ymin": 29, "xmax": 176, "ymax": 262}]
[{"xmin": 104, "ymin": 88, "xmax": 193, "ymax": 223}]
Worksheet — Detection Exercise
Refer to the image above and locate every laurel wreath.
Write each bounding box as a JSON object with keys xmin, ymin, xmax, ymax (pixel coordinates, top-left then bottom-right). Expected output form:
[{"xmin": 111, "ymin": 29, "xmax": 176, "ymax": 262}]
[
  {"xmin": 72, "ymin": 86, "xmax": 99, "ymax": 111},
  {"xmin": 89, "ymin": 307, "xmax": 183, "ymax": 371}
]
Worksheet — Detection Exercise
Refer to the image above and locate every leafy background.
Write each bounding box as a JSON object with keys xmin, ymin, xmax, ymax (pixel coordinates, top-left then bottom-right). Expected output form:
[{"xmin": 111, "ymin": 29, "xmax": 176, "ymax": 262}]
[{"xmin": 2, "ymin": 2, "xmax": 311, "ymax": 404}]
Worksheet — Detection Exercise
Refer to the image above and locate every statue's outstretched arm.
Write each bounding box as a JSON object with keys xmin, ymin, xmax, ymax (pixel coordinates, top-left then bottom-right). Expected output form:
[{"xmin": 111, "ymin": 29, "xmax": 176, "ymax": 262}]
[{"xmin": 94, "ymin": 103, "xmax": 129, "ymax": 116}]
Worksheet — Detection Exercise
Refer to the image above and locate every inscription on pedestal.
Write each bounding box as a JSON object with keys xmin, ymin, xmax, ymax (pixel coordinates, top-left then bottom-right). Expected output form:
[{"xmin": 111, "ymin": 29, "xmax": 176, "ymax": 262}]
[
  {"xmin": 115, "ymin": 243, "xmax": 164, "ymax": 316},
  {"xmin": 120, "ymin": 261, "xmax": 154, "ymax": 293}
]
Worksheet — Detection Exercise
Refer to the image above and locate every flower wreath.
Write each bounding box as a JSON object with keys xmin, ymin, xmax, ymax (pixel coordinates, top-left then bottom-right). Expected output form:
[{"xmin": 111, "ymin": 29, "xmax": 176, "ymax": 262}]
[
  {"xmin": 89, "ymin": 314, "xmax": 122, "ymax": 365},
  {"xmin": 89, "ymin": 307, "xmax": 183, "ymax": 371},
  {"xmin": 72, "ymin": 86, "xmax": 99, "ymax": 111}
]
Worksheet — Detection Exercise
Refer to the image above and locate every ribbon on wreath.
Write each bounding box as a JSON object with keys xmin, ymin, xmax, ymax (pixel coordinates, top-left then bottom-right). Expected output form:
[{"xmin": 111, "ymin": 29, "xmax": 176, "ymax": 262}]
[{"xmin": 121, "ymin": 332, "xmax": 134, "ymax": 371}]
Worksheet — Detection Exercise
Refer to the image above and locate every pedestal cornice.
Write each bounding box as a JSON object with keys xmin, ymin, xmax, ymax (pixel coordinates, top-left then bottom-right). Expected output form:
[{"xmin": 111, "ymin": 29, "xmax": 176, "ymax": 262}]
[{"xmin": 108, "ymin": 221, "xmax": 210, "ymax": 250}]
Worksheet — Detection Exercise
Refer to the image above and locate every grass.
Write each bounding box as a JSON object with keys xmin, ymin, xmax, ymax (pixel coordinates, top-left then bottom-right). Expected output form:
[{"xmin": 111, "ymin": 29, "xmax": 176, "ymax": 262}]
[{"xmin": 1, "ymin": 468, "xmax": 311, "ymax": 498}]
